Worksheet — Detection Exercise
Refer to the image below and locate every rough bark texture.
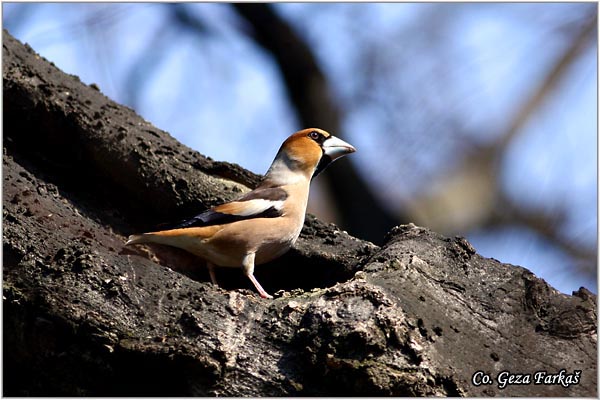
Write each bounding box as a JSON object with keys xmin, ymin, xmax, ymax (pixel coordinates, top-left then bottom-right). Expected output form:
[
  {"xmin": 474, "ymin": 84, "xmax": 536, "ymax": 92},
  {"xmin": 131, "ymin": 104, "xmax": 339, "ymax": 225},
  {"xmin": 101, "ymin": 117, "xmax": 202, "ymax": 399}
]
[{"xmin": 3, "ymin": 30, "xmax": 597, "ymax": 397}]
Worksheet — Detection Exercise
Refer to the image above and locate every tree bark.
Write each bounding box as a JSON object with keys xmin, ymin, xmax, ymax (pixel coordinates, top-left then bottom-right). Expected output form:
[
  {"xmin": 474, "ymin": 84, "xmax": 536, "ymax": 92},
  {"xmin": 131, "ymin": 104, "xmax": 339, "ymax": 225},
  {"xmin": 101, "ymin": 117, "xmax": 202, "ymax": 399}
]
[{"xmin": 3, "ymin": 30, "xmax": 596, "ymax": 397}]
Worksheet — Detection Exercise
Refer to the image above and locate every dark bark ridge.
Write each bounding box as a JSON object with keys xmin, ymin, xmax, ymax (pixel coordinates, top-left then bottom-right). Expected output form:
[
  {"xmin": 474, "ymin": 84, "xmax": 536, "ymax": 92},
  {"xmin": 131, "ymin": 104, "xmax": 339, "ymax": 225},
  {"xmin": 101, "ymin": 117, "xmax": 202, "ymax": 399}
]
[{"xmin": 3, "ymin": 30, "xmax": 597, "ymax": 396}]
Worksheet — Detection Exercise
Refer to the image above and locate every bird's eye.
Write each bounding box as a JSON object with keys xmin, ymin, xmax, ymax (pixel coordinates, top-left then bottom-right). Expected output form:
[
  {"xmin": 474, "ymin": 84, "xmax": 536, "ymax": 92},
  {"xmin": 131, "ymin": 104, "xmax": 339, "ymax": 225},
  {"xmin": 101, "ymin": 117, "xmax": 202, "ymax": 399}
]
[{"xmin": 309, "ymin": 131, "xmax": 320, "ymax": 140}]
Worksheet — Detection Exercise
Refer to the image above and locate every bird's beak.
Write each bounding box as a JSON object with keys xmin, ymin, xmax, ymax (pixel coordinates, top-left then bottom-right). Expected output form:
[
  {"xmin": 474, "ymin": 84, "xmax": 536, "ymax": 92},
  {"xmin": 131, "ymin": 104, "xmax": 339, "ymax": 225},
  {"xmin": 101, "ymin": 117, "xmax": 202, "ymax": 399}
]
[{"xmin": 322, "ymin": 135, "xmax": 356, "ymax": 161}]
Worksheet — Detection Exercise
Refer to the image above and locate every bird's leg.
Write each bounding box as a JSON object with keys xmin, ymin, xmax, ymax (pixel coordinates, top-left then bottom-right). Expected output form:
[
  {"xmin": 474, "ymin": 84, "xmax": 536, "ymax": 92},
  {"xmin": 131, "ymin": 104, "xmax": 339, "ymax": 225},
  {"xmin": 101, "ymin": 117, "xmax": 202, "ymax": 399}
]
[
  {"xmin": 207, "ymin": 262, "xmax": 218, "ymax": 286},
  {"xmin": 241, "ymin": 252, "xmax": 273, "ymax": 299}
]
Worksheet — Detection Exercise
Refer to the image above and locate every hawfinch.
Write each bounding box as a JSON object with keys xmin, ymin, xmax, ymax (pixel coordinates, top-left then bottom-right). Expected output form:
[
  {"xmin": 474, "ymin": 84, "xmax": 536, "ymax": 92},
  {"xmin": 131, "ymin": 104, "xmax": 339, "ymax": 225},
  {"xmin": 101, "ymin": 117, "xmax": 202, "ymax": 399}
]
[{"xmin": 126, "ymin": 128, "xmax": 356, "ymax": 298}]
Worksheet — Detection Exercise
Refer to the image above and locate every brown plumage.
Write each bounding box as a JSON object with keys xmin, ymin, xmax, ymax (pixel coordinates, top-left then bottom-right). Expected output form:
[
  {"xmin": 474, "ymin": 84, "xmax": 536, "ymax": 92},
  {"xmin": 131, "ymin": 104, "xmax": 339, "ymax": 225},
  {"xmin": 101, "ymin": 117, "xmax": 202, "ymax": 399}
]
[{"xmin": 126, "ymin": 128, "xmax": 355, "ymax": 298}]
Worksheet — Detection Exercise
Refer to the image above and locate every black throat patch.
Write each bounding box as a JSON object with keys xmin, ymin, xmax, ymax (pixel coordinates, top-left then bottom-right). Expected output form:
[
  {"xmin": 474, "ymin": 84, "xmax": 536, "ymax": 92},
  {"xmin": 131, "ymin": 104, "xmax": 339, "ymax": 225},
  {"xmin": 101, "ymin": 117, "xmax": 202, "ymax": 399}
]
[{"xmin": 313, "ymin": 154, "xmax": 332, "ymax": 179}]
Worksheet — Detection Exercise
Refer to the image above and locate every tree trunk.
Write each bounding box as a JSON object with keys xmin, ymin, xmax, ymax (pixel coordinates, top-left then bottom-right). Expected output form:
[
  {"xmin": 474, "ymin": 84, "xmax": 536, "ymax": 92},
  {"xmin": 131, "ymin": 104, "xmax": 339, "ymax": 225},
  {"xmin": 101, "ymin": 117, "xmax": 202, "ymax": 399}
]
[{"xmin": 3, "ymin": 30, "xmax": 596, "ymax": 397}]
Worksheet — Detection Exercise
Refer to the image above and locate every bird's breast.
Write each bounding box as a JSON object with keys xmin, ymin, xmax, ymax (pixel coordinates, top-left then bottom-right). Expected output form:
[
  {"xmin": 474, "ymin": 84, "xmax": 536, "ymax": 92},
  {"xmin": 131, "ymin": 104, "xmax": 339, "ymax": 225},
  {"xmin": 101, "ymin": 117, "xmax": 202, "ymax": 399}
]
[
  {"xmin": 253, "ymin": 225, "xmax": 301, "ymax": 265},
  {"xmin": 201, "ymin": 213, "xmax": 304, "ymax": 267}
]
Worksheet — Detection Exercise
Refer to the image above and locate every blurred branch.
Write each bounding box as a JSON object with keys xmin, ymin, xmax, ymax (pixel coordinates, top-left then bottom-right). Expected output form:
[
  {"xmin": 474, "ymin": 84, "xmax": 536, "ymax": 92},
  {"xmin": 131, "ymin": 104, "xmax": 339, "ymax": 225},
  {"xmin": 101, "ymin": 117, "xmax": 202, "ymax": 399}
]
[
  {"xmin": 491, "ymin": 12, "xmax": 597, "ymax": 277},
  {"xmin": 3, "ymin": 3, "xmax": 39, "ymax": 34},
  {"xmin": 491, "ymin": 192, "xmax": 597, "ymax": 279},
  {"xmin": 233, "ymin": 4, "xmax": 333, "ymax": 126},
  {"xmin": 233, "ymin": 3, "xmax": 400, "ymax": 243},
  {"xmin": 123, "ymin": 20, "xmax": 173, "ymax": 110},
  {"xmin": 169, "ymin": 3, "xmax": 210, "ymax": 35},
  {"xmin": 124, "ymin": 4, "xmax": 212, "ymax": 111},
  {"xmin": 494, "ymin": 11, "xmax": 597, "ymax": 152},
  {"xmin": 410, "ymin": 10, "xmax": 597, "ymax": 279}
]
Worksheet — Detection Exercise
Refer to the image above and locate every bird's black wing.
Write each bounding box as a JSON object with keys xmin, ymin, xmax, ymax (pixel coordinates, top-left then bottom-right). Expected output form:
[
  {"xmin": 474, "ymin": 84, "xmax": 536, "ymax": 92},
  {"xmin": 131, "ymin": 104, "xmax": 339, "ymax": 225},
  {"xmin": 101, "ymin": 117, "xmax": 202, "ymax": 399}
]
[{"xmin": 170, "ymin": 187, "xmax": 288, "ymax": 229}]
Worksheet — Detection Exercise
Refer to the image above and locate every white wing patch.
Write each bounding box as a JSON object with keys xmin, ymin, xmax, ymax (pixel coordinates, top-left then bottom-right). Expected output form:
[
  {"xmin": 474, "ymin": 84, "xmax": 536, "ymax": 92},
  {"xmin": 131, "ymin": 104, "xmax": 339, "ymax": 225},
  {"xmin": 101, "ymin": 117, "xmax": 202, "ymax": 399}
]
[
  {"xmin": 225, "ymin": 199, "xmax": 285, "ymax": 217},
  {"xmin": 172, "ymin": 187, "xmax": 288, "ymax": 228}
]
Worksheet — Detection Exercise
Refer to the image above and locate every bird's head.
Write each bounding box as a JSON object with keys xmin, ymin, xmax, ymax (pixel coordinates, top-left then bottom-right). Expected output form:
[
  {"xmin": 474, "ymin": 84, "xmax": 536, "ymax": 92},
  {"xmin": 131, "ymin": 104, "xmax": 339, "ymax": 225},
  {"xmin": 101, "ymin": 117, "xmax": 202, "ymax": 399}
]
[{"xmin": 266, "ymin": 128, "xmax": 356, "ymax": 184}]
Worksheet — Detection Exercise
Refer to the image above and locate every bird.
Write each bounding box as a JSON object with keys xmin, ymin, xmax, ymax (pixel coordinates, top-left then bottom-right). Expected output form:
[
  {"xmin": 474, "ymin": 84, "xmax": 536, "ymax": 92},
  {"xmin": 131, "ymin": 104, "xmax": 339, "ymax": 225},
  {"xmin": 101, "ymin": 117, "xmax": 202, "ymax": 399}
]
[{"xmin": 125, "ymin": 128, "xmax": 356, "ymax": 299}]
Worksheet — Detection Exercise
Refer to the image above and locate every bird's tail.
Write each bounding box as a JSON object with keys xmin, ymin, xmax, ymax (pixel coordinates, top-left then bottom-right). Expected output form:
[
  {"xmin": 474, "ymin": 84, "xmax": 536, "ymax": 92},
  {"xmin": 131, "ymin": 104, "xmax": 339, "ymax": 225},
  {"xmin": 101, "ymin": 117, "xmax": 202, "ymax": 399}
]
[
  {"xmin": 125, "ymin": 233, "xmax": 152, "ymax": 246},
  {"xmin": 125, "ymin": 230, "xmax": 200, "ymax": 247},
  {"xmin": 125, "ymin": 227, "xmax": 220, "ymax": 253}
]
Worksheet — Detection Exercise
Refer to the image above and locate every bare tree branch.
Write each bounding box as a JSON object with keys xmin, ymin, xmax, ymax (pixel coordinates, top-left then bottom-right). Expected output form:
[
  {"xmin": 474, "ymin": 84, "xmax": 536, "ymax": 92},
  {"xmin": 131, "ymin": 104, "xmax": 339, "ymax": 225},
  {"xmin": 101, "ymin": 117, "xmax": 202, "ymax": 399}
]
[
  {"xmin": 495, "ymin": 11, "xmax": 597, "ymax": 152},
  {"xmin": 408, "ymin": 10, "xmax": 597, "ymax": 281}
]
